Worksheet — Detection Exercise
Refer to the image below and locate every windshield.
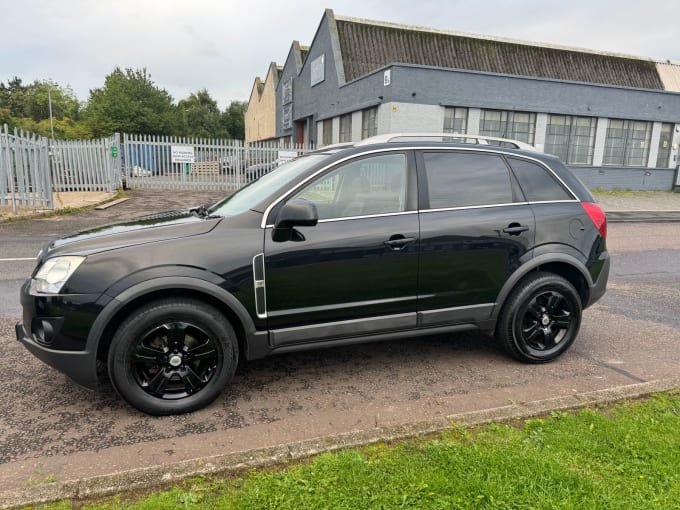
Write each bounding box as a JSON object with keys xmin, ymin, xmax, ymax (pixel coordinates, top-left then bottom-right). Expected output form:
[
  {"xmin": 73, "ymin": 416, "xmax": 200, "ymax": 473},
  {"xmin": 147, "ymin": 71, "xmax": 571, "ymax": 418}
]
[{"xmin": 208, "ymin": 154, "xmax": 330, "ymax": 217}]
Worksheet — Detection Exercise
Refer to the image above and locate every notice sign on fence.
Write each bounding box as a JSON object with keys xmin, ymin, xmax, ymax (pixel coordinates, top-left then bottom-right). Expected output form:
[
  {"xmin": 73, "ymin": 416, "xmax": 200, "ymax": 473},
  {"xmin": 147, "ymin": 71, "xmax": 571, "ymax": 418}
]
[{"xmin": 171, "ymin": 145, "xmax": 195, "ymax": 163}]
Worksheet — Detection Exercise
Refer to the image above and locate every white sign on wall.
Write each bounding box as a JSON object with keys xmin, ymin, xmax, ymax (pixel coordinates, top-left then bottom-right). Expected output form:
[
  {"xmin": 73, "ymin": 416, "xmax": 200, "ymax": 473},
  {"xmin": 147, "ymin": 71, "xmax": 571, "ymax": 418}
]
[
  {"xmin": 311, "ymin": 54, "xmax": 325, "ymax": 86},
  {"xmin": 171, "ymin": 146, "xmax": 195, "ymax": 164},
  {"xmin": 384, "ymin": 69, "xmax": 391, "ymax": 86}
]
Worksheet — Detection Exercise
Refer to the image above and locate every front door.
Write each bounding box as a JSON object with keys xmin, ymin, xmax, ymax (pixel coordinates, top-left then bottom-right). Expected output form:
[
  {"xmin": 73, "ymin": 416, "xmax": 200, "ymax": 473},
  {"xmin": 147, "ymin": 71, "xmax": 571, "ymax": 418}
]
[{"xmin": 263, "ymin": 151, "xmax": 419, "ymax": 346}]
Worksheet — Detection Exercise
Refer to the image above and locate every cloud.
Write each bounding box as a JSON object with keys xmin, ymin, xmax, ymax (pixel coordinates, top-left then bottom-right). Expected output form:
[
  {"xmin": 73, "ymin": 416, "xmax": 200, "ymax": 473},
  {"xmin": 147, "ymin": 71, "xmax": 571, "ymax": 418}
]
[{"xmin": 1, "ymin": 0, "xmax": 678, "ymax": 109}]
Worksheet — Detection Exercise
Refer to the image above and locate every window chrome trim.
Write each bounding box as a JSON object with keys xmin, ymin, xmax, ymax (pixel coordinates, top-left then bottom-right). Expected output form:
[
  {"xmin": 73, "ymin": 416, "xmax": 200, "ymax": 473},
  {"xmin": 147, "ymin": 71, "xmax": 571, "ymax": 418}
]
[
  {"xmin": 265, "ymin": 210, "xmax": 418, "ymax": 228},
  {"xmin": 260, "ymin": 145, "xmax": 578, "ymax": 228},
  {"xmin": 318, "ymin": 211, "xmax": 417, "ymax": 223},
  {"xmin": 527, "ymin": 200, "xmax": 581, "ymax": 205},
  {"xmin": 418, "ymin": 199, "xmax": 580, "ymax": 214},
  {"xmin": 421, "ymin": 202, "xmax": 527, "ymax": 214}
]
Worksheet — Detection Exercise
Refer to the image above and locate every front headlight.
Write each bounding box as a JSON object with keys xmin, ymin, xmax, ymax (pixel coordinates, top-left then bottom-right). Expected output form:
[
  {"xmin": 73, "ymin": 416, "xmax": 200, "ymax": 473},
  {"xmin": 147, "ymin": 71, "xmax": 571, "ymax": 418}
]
[{"xmin": 30, "ymin": 256, "xmax": 86, "ymax": 294}]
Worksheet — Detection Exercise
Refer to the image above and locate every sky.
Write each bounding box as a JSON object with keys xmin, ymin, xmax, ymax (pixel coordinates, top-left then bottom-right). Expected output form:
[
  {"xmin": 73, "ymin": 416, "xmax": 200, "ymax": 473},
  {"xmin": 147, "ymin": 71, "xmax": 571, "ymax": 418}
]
[{"xmin": 2, "ymin": 0, "xmax": 679, "ymax": 109}]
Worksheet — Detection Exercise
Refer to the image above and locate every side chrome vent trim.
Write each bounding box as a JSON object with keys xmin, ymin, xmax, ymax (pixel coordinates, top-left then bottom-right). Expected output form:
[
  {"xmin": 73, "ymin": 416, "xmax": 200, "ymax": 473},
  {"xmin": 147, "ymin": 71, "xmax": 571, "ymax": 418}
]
[{"xmin": 252, "ymin": 253, "xmax": 267, "ymax": 319}]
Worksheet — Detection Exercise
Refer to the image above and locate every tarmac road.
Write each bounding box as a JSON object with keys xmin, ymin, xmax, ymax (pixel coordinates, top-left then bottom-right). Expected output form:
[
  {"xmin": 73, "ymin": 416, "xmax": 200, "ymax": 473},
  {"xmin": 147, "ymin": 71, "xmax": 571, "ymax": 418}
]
[{"xmin": 0, "ymin": 193, "xmax": 679, "ymax": 495}]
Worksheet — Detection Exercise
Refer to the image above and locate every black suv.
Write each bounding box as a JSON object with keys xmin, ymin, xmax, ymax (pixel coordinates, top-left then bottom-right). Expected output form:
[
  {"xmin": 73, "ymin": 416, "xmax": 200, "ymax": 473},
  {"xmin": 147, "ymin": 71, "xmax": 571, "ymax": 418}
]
[{"xmin": 16, "ymin": 135, "xmax": 609, "ymax": 415}]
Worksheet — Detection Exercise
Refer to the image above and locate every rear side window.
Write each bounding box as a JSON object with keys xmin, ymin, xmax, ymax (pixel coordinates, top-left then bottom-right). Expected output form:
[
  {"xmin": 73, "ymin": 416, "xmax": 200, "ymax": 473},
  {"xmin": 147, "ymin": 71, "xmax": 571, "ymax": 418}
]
[
  {"xmin": 507, "ymin": 157, "xmax": 573, "ymax": 202},
  {"xmin": 423, "ymin": 152, "xmax": 513, "ymax": 208}
]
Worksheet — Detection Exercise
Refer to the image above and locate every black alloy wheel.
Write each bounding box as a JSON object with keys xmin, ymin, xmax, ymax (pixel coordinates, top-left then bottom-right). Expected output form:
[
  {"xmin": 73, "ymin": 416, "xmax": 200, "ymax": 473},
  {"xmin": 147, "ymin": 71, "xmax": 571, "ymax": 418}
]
[
  {"xmin": 108, "ymin": 298, "xmax": 238, "ymax": 415},
  {"xmin": 496, "ymin": 272, "xmax": 582, "ymax": 363},
  {"xmin": 132, "ymin": 321, "xmax": 219, "ymax": 400}
]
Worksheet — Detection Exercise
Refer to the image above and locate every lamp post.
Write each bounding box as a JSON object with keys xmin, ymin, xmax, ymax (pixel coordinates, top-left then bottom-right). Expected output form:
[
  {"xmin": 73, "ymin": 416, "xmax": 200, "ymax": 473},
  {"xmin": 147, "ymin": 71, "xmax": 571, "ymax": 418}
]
[
  {"xmin": 47, "ymin": 82, "xmax": 55, "ymax": 142},
  {"xmin": 46, "ymin": 81, "xmax": 56, "ymax": 209}
]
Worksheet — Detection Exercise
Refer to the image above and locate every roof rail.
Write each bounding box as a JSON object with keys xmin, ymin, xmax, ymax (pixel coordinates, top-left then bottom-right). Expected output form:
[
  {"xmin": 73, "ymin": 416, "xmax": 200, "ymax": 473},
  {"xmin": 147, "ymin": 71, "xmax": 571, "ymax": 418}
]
[{"xmin": 355, "ymin": 133, "xmax": 538, "ymax": 151}]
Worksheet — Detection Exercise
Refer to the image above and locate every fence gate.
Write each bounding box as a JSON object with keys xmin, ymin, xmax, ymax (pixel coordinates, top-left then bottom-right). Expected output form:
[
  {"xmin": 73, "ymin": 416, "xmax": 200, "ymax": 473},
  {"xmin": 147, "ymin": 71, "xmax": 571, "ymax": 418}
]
[
  {"xmin": 0, "ymin": 124, "xmax": 53, "ymax": 212},
  {"xmin": 122, "ymin": 133, "xmax": 313, "ymax": 191},
  {"xmin": 51, "ymin": 134, "xmax": 120, "ymax": 192}
]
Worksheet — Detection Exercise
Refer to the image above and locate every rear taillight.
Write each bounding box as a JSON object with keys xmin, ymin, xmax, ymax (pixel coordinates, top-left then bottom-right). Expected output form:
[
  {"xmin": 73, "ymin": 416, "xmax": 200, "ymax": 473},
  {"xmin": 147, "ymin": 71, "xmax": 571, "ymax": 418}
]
[{"xmin": 581, "ymin": 202, "xmax": 607, "ymax": 239}]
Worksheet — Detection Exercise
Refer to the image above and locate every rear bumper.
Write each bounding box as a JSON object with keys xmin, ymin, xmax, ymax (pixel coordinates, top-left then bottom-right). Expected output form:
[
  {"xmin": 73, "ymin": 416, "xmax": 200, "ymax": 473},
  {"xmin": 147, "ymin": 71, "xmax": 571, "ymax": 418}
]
[
  {"xmin": 585, "ymin": 252, "xmax": 610, "ymax": 308},
  {"xmin": 16, "ymin": 321, "xmax": 99, "ymax": 389}
]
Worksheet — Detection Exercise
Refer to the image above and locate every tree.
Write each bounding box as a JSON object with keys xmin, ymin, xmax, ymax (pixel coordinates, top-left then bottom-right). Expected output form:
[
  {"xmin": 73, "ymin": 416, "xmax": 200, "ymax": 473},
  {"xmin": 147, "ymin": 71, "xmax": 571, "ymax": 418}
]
[
  {"xmin": 13, "ymin": 116, "xmax": 92, "ymax": 139},
  {"xmin": 0, "ymin": 77, "xmax": 28, "ymax": 118},
  {"xmin": 178, "ymin": 89, "xmax": 225, "ymax": 138},
  {"xmin": 83, "ymin": 67, "xmax": 181, "ymax": 137},
  {"xmin": 24, "ymin": 80, "xmax": 81, "ymax": 122},
  {"xmin": 0, "ymin": 77, "xmax": 87, "ymax": 138},
  {"xmin": 222, "ymin": 100, "xmax": 246, "ymax": 140}
]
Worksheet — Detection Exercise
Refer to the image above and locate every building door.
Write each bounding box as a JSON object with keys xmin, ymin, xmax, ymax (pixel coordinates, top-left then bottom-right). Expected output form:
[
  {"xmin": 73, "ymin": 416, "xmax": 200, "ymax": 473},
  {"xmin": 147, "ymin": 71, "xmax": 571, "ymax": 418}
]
[{"xmin": 295, "ymin": 120, "xmax": 305, "ymax": 145}]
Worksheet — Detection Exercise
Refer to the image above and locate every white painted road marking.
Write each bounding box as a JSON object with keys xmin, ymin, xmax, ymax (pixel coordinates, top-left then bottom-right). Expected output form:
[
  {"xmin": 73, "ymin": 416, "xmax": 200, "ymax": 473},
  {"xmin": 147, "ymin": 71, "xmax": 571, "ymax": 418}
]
[{"xmin": 0, "ymin": 258, "xmax": 36, "ymax": 262}]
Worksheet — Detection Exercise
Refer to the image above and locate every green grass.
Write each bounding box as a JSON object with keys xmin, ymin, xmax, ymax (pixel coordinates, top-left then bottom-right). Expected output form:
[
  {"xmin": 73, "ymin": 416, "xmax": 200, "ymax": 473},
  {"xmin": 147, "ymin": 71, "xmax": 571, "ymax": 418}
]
[
  {"xmin": 38, "ymin": 392, "xmax": 680, "ymax": 509},
  {"xmin": 591, "ymin": 189, "xmax": 671, "ymax": 197}
]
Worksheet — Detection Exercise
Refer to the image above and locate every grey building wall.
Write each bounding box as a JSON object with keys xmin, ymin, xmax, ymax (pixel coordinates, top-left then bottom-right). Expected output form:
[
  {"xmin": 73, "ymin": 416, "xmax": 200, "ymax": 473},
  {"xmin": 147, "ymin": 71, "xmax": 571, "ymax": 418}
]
[
  {"xmin": 571, "ymin": 167, "xmax": 676, "ymax": 191},
  {"xmin": 388, "ymin": 65, "xmax": 680, "ymax": 122},
  {"xmin": 273, "ymin": 13, "xmax": 680, "ymax": 189},
  {"xmin": 275, "ymin": 44, "xmax": 302, "ymax": 141}
]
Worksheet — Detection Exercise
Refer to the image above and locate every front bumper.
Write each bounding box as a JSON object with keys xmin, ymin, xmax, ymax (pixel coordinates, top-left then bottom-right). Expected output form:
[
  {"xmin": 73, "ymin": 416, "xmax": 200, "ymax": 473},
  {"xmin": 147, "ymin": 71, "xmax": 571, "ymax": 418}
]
[
  {"xmin": 16, "ymin": 279, "xmax": 104, "ymax": 389},
  {"xmin": 15, "ymin": 321, "xmax": 99, "ymax": 389}
]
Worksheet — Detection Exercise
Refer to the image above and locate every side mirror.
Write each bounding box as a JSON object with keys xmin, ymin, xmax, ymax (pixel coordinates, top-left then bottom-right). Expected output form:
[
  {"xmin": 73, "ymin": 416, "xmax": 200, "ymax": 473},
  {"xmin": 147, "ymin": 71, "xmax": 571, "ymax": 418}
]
[{"xmin": 272, "ymin": 198, "xmax": 318, "ymax": 242}]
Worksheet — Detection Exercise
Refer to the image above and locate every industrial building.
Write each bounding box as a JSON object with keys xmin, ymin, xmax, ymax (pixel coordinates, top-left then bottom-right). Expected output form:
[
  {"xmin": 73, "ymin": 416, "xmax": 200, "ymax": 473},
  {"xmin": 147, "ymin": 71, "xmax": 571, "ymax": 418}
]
[{"xmin": 246, "ymin": 9, "xmax": 680, "ymax": 190}]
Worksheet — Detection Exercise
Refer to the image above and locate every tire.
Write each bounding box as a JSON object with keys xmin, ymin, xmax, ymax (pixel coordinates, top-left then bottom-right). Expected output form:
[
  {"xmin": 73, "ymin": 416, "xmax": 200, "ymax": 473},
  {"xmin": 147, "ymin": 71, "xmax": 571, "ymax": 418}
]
[
  {"xmin": 495, "ymin": 272, "xmax": 582, "ymax": 363},
  {"xmin": 108, "ymin": 298, "xmax": 238, "ymax": 415}
]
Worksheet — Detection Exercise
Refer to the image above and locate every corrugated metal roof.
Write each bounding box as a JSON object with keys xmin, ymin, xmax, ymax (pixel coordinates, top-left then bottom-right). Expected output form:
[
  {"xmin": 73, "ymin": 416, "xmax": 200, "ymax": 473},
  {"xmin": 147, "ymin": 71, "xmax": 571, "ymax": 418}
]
[
  {"xmin": 335, "ymin": 18, "xmax": 665, "ymax": 90},
  {"xmin": 657, "ymin": 63, "xmax": 680, "ymax": 92}
]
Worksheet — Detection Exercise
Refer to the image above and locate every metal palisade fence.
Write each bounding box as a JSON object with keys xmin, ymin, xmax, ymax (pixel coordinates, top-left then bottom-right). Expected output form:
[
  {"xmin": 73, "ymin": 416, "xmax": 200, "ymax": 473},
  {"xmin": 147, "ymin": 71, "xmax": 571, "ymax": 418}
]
[
  {"xmin": 51, "ymin": 134, "xmax": 120, "ymax": 193},
  {"xmin": 122, "ymin": 133, "xmax": 314, "ymax": 190},
  {"xmin": 2, "ymin": 126, "xmax": 316, "ymax": 212},
  {"xmin": 0, "ymin": 124, "xmax": 53, "ymax": 212}
]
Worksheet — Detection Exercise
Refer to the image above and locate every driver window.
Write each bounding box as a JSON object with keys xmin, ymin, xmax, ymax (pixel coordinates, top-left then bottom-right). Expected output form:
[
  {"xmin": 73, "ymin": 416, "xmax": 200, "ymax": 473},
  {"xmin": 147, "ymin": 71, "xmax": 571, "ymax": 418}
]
[{"xmin": 294, "ymin": 153, "xmax": 407, "ymax": 220}]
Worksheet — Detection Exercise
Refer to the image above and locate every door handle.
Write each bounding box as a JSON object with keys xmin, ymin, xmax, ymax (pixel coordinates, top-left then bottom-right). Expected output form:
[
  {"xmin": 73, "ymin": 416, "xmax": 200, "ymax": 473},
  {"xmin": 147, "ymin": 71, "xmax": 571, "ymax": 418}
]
[
  {"xmin": 383, "ymin": 235, "xmax": 415, "ymax": 250},
  {"xmin": 502, "ymin": 223, "xmax": 529, "ymax": 235}
]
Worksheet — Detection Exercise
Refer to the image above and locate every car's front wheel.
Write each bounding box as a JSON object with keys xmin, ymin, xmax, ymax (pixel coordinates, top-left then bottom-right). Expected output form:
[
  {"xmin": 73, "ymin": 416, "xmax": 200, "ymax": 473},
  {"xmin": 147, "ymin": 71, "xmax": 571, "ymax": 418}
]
[
  {"xmin": 496, "ymin": 272, "xmax": 582, "ymax": 363},
  {"xmin": 108, "ymin": 298, "xmax": 238, "ymax": 415}
]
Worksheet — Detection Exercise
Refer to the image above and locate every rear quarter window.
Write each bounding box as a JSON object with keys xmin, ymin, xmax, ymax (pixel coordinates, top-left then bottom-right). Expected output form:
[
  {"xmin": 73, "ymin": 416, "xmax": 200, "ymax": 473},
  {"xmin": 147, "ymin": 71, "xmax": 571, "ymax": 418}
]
[{"xmin": 507, "ymin": 157, "xmax": 573, "ymax": 202}]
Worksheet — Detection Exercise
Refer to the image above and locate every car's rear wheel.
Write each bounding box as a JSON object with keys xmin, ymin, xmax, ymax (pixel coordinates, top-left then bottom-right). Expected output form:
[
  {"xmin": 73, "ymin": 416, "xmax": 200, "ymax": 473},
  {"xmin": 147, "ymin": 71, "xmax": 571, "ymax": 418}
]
[
  {"xmin": 496, "ymin": 272, "xmax": 582, "ymax": 363},
  {"xmin": 108, "ymin": 298, "xmax": 238, "ymax": 415}
]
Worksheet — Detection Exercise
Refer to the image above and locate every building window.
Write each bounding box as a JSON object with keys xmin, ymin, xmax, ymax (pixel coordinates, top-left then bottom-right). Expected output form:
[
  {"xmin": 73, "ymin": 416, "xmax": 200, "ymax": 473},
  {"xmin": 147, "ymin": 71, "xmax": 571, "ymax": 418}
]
[
  {"xmin": 479, "ymin": 110, "xmax": 536, "ymax": 144},
  {"xmin": 656, "ymin": 123, "xmax": 674, "ymax": 168},
  {"xmin": 322, "ymin": 118, "xmax": 332, "ymax": 146},
  {"xmin": 339, "ymin": 114, "xmax": 352, "ymax": 142},
  {"xmin": 362, "ymin": 107, "xmax": 378, "ymax": 139},
  {"xmin": 443, "ymin": 107, "xmax": 468, "ymax": 134},
  {"xmin": 545, "ymin": 115, "xmax": 596, "ymax": 165},
  {"xmin": 603, "ymin": 119, "xmax": 652, "ymax": 167}
]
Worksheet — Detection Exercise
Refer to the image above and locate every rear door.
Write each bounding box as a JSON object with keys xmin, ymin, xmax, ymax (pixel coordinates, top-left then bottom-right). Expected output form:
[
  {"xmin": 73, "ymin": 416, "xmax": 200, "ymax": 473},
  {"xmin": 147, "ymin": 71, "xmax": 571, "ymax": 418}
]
[{"xmin": 416, "ymin": 150, "xmax": 535, "ymax": 326}]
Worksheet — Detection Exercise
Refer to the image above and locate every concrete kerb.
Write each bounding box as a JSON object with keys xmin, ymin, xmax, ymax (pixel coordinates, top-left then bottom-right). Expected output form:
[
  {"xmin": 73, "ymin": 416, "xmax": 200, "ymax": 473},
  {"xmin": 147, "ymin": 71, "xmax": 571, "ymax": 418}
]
[
  {"xmin": 0, "ymin": 191, "xmax": 116, "ymax": 223},
  {"xmin": 2, "ymin": 376, "xmax": 680, "ymax": 509}
]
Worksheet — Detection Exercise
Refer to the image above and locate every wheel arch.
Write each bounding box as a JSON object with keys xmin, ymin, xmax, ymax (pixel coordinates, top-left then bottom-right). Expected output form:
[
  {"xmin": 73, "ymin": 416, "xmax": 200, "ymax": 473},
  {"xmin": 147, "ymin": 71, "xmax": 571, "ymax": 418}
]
[
  {"xmin": 492, "ymin": 253, "xmax": 592, "ymax": 321},
  {"xmin": 89, "ymin": 277, "xmax": 259, "ymax": 370}
]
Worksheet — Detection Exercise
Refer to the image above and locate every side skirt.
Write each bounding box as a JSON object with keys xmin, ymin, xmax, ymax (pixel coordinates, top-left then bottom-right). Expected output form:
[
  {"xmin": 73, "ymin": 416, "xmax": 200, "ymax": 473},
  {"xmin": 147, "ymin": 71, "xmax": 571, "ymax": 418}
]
[{"xmin": 270, "ymin": 321, "xmax": 495, "ymax": 357}]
